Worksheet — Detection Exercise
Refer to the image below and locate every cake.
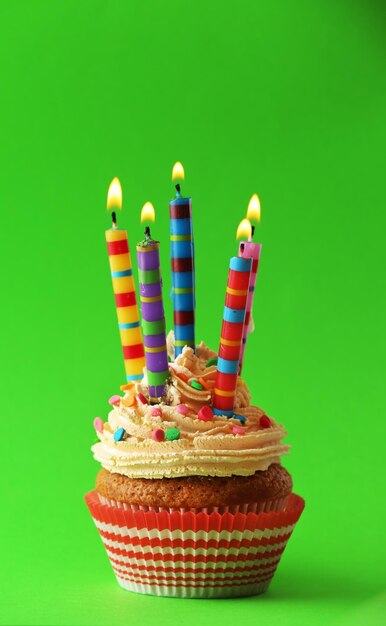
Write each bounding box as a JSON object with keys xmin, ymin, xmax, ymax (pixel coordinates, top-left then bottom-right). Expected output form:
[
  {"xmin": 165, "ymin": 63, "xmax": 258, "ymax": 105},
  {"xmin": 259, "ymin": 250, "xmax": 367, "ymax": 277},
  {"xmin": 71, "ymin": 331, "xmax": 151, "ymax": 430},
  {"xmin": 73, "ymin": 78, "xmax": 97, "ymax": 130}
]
[{"xmin": 85, "ymin": 334, "xmax": 305, "ymax": 598}]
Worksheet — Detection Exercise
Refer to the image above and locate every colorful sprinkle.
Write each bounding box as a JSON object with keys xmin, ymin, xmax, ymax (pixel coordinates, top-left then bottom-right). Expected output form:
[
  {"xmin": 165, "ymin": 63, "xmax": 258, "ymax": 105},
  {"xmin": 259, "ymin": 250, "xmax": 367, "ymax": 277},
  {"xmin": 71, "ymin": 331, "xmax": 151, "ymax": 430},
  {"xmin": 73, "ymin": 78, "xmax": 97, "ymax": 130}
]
[
  {"xmin": 108, "ymin": 395, "xmax": 121, "ymax": 406},
  {"xmin": 177, "ymin": 372, "xmax": 190, "ymax": 383},
  {"xmin": 137, "ymin": 393, "xmax": 148, "ymax": 405},
  {"xmin": 93, "ymin": 417, "xmax": 103, "ymax": 432},
  {"xmin": 176, "ymin": 404, "xmax": 189, "ymax": 415},
  {"xmin": 206, "ymin": 357, "xmax": 217, "ymax": 367},
  {"xmin": 152, "ymin": 428, "xmax": 165, "ymax": 442},
  {"xmin": 190, "ymin": 380, "xmax": 203, "ymax": 391},
  {"xmin": 120, "ymin": 382, "xmax": 134, "ymax": 392},
  {"xmin": 198, "ymin": 405, "xmax": 214, "ymax": 422},
  {"xmin": 113, "ymin": 427, "xmax": 126, "ymax": 441},
  {"xmin": 165, "ymin": 427, "xmax": 180, "ymax": 441},
  {"xmin": 122, "ymin": 394, "xmax": 136, "ymax": 408},
  {"xmin": 198, "ymin": 377, "xmax": 211, "ymax": 390},
  {"xmin": 233, "ymin": 414, "xmax": 246, "ymax": 424},
  {"xmin": 150, "ymin": 407, "xmax": 162, "ymax": 417},
  {"xmin": 260, "ymin": 415, "xmax": 271, "ymax": 429},
  {"xmin": 232, "ymin": 426, "xmax": 245, "ymax": 435}
]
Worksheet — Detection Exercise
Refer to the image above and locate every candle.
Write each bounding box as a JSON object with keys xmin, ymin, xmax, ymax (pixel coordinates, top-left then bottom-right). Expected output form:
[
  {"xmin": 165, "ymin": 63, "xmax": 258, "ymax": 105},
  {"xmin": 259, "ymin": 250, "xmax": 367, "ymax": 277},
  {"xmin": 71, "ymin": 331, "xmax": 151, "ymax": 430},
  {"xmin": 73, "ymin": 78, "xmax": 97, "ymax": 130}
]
[
  {"xmin": 212, "ymin": 256, "xmax": 252, "ymax": 416},
  {"xmin": 137, "ymin": 203, "xmax": 169, "ymax": 401},
  {"xmin": 170, "ymin": 162, "xmax": 195, "ymax": 357},
  {"xmin": 237, "ymin": 194, "xmax": 262, "ymax": 374},
  {"xmin": 106, "ymin": 178, "xmax": 145, "ymax": 382}
]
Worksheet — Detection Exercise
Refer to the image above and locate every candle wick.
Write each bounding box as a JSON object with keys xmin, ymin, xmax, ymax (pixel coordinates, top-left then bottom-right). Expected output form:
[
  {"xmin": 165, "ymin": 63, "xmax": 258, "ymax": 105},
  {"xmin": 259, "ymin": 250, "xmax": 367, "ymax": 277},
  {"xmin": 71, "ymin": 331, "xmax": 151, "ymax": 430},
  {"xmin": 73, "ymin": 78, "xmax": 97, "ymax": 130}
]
[
  {"xmin": 251, "ymin": 225, "xmax": 255, "ymax": 239},
  {"xmin": 112, "ymin": 211, "xmax": 117, "ymax": 229},
  {"xmin": 175, "ymin": 184, "xmax": 181, "ymax": 193},
  {"xmin": 144, "ymin": 226, "xmax": 151, "ymax": 240}
]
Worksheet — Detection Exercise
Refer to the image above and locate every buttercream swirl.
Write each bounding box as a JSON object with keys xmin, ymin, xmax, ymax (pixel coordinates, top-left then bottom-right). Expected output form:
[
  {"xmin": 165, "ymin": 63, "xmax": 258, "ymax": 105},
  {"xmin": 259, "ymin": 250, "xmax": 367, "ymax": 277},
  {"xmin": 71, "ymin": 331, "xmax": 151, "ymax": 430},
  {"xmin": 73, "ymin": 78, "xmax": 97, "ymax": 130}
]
[{"xmin": 92, "ymin": 334, "xmax": 290, "ymax": 479}]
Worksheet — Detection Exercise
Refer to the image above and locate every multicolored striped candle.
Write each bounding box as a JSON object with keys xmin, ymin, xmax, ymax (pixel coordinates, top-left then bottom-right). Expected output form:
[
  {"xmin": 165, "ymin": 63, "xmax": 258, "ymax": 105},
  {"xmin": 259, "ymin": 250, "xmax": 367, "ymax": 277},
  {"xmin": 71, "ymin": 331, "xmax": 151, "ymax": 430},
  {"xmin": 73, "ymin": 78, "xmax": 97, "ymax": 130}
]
[
  {"xmin": 212, "ymin": 256, "xmax": 252, "ymax": 416},
  {"xmin": 106, "ymin": 178, "xmax": 145, "ymax": 382},
  {"xmin": 170, "ymin": 162, "xmax": 195, "ymax": 357},
  {"xmin": 237, "ymin": 195, "xmax": 262, "ymax": 374},
  {"xmin": 136, "ymin": 205, "xmax": 169, "ymax": 401}
]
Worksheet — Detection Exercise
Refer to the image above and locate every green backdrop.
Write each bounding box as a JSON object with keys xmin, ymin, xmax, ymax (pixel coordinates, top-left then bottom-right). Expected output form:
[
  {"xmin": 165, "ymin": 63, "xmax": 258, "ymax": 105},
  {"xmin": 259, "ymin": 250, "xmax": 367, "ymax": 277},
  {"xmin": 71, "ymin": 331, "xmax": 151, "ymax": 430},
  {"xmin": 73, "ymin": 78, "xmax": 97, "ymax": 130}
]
[{"xmin": 1, "ymin": 1, "xmax": 385, "ymax": 624}]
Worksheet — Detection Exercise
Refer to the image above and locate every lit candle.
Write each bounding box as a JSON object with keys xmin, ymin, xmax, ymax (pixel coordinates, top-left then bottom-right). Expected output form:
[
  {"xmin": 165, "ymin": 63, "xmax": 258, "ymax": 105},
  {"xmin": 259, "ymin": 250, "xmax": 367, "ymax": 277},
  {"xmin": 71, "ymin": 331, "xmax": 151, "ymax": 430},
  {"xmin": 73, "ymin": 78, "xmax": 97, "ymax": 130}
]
[
  {"xmin": 170, "ymin": 162, "xmax": 195, "ymax": 357},
  {"xmin": 136, "ymin": 203, "xmax": 169, "ymax": 401},
  {"xmin": 212, "ymin": 256, "xmax": 252, "ymax": 416},
  {"xmin": 105, "ymin": 178, "xmax": 145, "ymax": 382},
  {"xmin": 237, "ymin": 194, "xmax": 262, "ymax": 374}
]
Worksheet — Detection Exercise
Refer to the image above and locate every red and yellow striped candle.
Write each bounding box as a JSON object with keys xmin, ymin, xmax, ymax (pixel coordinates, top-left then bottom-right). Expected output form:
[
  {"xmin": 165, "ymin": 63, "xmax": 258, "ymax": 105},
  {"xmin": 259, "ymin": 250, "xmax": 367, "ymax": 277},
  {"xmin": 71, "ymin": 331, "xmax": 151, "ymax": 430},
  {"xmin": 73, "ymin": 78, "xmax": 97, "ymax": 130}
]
[
  {"xmin": 106, "ymin": 178, "xmax": 145, "ymax": 382},
  {"xmin": 212, "ymin": 256, "xmax": 252, "ymax": 416}
]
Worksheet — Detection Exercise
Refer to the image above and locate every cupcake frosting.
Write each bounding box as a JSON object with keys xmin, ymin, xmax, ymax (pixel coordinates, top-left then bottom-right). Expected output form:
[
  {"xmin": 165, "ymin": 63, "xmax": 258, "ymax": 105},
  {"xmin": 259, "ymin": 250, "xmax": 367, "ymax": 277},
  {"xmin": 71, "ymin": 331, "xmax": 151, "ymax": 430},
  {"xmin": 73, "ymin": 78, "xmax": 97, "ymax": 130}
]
[{"xmin": 92, "ymin": 336, "xmax": 290, "ymax": 479}]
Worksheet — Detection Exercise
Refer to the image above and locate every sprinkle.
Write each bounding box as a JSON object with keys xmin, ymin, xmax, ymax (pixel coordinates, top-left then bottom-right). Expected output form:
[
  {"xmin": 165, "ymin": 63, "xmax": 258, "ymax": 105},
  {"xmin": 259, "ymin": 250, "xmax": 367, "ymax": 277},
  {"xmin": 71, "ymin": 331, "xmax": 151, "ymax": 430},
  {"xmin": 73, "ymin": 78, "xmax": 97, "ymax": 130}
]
[
  {"xmin": 93, "ymin": 417, "xmax": 103, "ymax": 432},
  {"xmin": 177, "ymin": 372, "xmax": 190, "ymax": 383},
  {"xmin": 151, "ymin": 407, "xmax": 162, "ymax": 417},
  {"xmin": 113, "ymin": 427, "xmax": 126, "ymax": 442},
  {"xmin": 260, "ymin": 415, "xmax": 271, "ymax": 429},
  {"xmin": 165, "ymin": 427, "xmax": 180, "ymax": 441},
  {"xmin": 198, "ymin": 406, "xmax": 214, "ymax": 422},
  {"xmin": 108, "ymin": 395, "xmax": 121, "ymax": 406},
  {"xmin": 122, "ymin": 394, "xmax": 136, "ymax": 408},
  {"xmin": 190, "ymin": 380, "xmax": 203, "ymax": 391},
  {"xmin": 232, "ymin": 426, "xmax": 245, "ymax": 435},
  {"xmin": 176, "ymin": 404, "xmax": 189, "ymax": 415},
  {"xmin": 152, "ymin": 428, "xmax": 165, "ymax": 442},
  {"xmin": 120, "ymin": 382, "xmax": 134, "ymax": 391},
  {"xmin": 137, "ymin": 393, "xmax": 148, "ymax": 405},
  {"xmin": 233, "ymin": 414, "xmax": 246, "ymax": 424},
  {"xmin": 198, "ymin": 377, "xmax": 211, "ymax": 390},
  {"xmin": 206, "ymin": 357, "xmax": 217, "ymax": 367}
]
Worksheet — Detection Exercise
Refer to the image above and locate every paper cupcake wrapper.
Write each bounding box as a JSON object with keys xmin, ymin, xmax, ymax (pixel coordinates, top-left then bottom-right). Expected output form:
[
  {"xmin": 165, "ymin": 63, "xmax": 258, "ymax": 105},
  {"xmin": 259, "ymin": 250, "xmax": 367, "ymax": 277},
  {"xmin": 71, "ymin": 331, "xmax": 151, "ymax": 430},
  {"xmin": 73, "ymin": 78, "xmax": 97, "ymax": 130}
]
[
  {"xmin": 96, "ymin": 493, "xmax": 289, "ymax": 514},
  {"xmin": 85, "ymin": 490, "xmax": 305, "ymax": 599}
]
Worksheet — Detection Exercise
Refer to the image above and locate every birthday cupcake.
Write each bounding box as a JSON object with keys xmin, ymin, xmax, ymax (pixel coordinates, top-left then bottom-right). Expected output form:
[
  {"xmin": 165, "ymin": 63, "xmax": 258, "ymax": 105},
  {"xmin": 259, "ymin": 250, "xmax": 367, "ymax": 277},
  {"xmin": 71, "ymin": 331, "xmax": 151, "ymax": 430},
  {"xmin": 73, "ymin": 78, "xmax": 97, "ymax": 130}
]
[
  {"xmin": 85, "ymin": 174, "xmax": 304, "ymax": 598},
  {"xmin": 85, "ymin": 336, "xmax": 304, "ymax": 598}
]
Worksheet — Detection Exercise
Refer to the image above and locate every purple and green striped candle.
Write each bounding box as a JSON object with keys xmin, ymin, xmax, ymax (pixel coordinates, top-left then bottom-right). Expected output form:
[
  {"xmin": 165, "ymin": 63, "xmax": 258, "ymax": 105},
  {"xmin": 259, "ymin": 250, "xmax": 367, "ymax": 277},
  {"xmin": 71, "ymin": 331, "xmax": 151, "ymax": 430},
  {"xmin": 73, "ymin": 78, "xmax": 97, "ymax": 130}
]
[{"xmin": 136, "ymin": 230, "xmax": 169, "ymax": 401}]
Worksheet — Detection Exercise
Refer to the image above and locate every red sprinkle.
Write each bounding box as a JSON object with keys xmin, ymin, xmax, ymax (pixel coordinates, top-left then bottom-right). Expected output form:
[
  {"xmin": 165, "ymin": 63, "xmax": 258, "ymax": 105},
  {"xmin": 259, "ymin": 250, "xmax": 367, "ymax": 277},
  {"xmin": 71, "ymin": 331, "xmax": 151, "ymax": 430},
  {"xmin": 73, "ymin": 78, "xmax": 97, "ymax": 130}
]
[
  {"xmin": 152, "ymin": 428, "xmax": 165, "ymax": 442},
  {"xmin": 260, "ymin": 415, "xmax": 271, "ymax": 429},
  {"xmin": 108, "ymin": 395, "xmax": 121, "ymax": 406},
  {"xmin": 151, "ymin": 407, "xmax": 162, "ymax": 417},
  {"xmin": 137, "ymin": 393, "xmax": 148, "ymax": 405},
  {"xmin": 198, "ymin": 405, "xmax": 214, "ymax": 422},
  {"xmin": 232, "ymin": 426, "xmax": 245, "ymax": 435}
]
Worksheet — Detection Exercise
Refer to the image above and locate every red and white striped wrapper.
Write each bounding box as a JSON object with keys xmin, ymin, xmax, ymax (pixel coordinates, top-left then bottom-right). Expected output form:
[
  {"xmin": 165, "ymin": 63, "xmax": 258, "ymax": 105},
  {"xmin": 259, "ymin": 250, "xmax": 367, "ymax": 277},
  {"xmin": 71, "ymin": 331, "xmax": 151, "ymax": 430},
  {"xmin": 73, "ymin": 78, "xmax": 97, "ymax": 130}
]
[{"xmin": 85, "ymin": 491, "xmax": 305, "ymax": 598}]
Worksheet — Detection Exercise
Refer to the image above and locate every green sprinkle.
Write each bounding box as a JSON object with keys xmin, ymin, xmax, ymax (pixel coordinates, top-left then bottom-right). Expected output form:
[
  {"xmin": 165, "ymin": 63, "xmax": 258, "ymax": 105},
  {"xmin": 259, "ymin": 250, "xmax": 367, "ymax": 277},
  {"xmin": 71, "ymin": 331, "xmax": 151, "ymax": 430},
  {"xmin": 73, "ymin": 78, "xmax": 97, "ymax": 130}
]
[
  {"xmin": 206, "ymin": 357, "xmax": 218, "ymax": 367},
  {"xmin": 190, "ymin": 380, "xmax": 203, "ymax": 390},
  {"xmin": 165, "ymin": 427, "xmax": 180, "ymax": 441}
]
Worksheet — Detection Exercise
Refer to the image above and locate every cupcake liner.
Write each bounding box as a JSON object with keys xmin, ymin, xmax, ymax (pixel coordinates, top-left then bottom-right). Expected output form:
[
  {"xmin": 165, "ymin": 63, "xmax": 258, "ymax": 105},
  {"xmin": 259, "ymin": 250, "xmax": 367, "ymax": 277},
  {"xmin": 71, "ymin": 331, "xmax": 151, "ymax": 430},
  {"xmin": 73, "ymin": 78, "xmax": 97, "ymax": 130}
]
[
  {"xmin": 97, "ymin": 493, "xmax": 289, "ymax": 514},
  {"xmin": 85, "ymin": 490, "xmax": 305, "ymax": 599}
]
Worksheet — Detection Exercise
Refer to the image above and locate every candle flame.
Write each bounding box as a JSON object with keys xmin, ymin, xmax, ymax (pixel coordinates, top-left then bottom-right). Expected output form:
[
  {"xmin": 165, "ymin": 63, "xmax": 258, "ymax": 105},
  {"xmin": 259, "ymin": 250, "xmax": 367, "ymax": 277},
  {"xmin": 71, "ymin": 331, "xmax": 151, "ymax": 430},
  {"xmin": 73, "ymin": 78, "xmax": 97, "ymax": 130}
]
[
  {"xmin": 107, "ymin": 177, "xmax": 122, "ymax": 210},
  {"xmin": 172, "ymin": 161, "xmax": 185, "ymax": 182},
  {"xmin": 236, "ymin": 218, "xmax": 252, "ymax": 240},
  {"xmin": 141, "ymin": 201, "xmax": 156, "ymax": 223},
  {"xmin": 247, "ymin": 194, "xmax": 261, "ymax": 222}
]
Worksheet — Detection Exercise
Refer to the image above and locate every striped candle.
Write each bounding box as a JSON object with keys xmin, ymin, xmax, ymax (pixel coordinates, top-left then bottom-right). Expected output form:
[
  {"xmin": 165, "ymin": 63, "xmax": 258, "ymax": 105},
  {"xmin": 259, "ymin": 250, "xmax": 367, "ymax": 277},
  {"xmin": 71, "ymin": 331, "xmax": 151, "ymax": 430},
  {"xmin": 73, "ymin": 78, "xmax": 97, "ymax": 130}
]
[
  {"xmin": 238, "ymin": 241, "xmax": 262, "ymax": 374},
  {"xmin": 136, "ymin": 235, "xmax": 169, "ymax": 400},
  {"xmin": 106, "ymin": 227, "xmax": 145, "ymax": 382},
  {"xmin": 212, "ymin": 256, "xmax": 252, "ymax": 416},
  {"xmin": 169, "ymin": 190, "xmax": 195, "ymax": 357}
]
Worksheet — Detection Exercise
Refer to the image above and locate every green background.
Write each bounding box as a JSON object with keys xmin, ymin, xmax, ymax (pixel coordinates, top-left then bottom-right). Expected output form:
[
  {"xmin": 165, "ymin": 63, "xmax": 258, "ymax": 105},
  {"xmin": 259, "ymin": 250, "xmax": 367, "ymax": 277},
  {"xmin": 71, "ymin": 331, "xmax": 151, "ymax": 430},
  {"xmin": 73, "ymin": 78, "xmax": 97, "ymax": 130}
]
[{"xmin": 1, "ymin": 1, "xmax": 385, "ymax": 624}]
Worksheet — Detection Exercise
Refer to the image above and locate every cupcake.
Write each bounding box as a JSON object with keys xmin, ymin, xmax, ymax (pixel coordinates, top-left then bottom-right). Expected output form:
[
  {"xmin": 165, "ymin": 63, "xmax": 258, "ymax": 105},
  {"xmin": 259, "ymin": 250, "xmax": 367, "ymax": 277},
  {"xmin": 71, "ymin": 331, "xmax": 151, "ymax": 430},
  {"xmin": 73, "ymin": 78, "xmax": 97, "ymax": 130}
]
[{"xmin": 85, "ymin": 335, "xmax": 305, "ymax": 598}]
